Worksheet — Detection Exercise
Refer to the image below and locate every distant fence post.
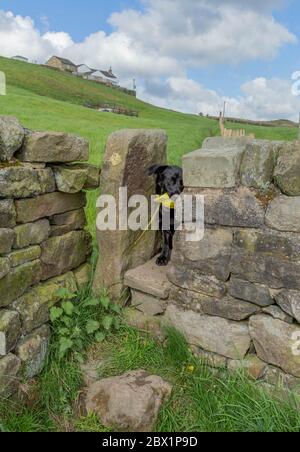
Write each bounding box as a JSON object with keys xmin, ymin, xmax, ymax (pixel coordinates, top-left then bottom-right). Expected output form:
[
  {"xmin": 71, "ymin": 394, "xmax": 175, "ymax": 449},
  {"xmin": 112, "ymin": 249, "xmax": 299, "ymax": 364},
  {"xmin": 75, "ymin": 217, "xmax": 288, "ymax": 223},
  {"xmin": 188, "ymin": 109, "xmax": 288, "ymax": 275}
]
[{"xmin": 0, "ymin": 71, "xmax": 6, "ymax": 95}]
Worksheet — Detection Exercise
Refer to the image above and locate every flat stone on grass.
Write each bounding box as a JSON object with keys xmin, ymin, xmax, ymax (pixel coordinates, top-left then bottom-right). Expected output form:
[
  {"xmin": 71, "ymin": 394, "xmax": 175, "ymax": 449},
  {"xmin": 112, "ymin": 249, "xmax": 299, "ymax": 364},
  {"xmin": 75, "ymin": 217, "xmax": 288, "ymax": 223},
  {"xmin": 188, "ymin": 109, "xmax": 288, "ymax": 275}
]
[{"xmin": 85, "ymin": 370, "xmax": 172, "ymax": 432}]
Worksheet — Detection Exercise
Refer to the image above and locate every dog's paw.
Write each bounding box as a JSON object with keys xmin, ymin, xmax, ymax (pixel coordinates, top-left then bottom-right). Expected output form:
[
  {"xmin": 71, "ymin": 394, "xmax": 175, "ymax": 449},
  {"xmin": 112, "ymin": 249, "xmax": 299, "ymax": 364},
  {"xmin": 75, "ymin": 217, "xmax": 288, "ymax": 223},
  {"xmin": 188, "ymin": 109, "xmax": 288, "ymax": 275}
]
[{"xmin": 156, "ymin": 255, "xmax": 169, "ymax": 266}]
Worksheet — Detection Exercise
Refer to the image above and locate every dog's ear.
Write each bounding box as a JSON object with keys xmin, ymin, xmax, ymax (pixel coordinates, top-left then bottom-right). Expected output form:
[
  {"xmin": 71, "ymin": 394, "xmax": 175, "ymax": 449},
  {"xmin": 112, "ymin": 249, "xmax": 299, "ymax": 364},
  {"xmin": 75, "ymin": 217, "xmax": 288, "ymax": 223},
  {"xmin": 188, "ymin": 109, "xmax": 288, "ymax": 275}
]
[{"xmin": 147, "ymin": 165, "xmax": 169, "ymax": 176}]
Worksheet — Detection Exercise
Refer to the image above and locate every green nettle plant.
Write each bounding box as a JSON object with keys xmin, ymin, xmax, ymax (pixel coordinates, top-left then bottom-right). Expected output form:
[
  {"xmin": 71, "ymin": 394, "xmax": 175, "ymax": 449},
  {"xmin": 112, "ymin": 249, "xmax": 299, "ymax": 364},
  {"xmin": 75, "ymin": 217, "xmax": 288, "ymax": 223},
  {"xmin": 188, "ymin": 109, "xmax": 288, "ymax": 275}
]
[{"xmin": 50, "ymin": 288, "xmax": 122, "ymax": 361}]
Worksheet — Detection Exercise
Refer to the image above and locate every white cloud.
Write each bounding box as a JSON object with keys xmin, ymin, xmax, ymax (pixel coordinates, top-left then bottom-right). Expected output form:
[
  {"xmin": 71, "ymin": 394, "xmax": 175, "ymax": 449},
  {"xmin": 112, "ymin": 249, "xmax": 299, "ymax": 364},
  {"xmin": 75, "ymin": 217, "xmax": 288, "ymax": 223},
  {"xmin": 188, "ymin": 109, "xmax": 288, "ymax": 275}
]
[
  {"xmin": 110, "ymin": 0, "xmax": 296, "ymax": 66},
  {"xmin": 0, "ymin": 2, "xmax": 298, "ymax": 120},
  {"xmin": 141, "ymin": 75, "xmax": 300, "ymax": 121}
]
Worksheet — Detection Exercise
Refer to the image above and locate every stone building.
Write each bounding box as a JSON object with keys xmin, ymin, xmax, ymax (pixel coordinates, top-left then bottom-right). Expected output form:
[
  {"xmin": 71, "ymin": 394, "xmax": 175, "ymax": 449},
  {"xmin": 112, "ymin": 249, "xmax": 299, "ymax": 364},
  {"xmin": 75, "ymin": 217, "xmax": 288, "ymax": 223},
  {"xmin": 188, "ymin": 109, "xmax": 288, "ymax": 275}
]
[{"xmin": 45, "ymin": 56, "xmax": 77, "ymax": 74}]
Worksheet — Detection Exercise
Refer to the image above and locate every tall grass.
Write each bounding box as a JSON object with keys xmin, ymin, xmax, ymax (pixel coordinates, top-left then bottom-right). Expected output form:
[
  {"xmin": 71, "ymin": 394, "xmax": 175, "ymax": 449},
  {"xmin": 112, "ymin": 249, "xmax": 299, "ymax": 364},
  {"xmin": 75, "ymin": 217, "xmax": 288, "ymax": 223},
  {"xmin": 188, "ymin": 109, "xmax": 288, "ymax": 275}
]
[{"xmin": 1, "ymin": 325, "xmax": 299, "ymax": 432}]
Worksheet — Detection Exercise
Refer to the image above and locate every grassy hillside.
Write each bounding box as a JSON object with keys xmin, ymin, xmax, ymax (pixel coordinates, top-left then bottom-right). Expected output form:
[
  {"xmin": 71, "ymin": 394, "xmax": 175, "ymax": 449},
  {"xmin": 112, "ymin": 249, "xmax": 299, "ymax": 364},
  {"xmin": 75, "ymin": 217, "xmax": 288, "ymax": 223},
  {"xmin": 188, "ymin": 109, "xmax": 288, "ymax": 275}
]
[
  {"xmin": 0, "ymin": 56, "xmax": 298, "ymax": 167},
  {"xmin": 0, "ymin": 56, "xmax": 298, "ymax": 235}
]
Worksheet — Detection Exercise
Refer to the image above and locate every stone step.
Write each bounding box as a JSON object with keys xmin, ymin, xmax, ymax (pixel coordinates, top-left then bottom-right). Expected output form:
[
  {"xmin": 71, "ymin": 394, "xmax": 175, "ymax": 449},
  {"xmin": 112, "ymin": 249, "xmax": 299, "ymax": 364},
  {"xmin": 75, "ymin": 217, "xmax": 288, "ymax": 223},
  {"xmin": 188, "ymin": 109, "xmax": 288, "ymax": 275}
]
[{"xmin": 124, "ymin": 257, "xmax": 172, "ymax": 300}]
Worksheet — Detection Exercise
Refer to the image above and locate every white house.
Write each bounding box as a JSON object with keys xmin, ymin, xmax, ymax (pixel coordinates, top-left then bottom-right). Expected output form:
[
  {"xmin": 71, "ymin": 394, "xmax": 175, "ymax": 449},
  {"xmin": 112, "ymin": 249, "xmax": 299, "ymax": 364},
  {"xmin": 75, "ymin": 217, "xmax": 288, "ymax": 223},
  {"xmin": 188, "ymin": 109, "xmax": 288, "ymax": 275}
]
[
  {"xmin": 88, "ymin": 67, "xmax": 119, "ymax": 86},
  {"xmin": 77, "ymin": 64, "xmax": 93, "ymax": 76},
  {"xmin": 100, "ymin": 68, "xmax": 119, "ymax": 86}
]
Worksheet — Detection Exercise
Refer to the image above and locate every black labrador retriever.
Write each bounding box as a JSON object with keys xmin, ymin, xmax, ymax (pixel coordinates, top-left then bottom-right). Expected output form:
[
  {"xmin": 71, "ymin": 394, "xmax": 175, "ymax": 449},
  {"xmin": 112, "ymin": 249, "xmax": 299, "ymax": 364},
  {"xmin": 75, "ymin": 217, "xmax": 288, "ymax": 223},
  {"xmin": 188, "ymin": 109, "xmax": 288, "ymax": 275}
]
[{"xmin": 148, "ymin": 164, "xmax": 184, "ymax": 266}]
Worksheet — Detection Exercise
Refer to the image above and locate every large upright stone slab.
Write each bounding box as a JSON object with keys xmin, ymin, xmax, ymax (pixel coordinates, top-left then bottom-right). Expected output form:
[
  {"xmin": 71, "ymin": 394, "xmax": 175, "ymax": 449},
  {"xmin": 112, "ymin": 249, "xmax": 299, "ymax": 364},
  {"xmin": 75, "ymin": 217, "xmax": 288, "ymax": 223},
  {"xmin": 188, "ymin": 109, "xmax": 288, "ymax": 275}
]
[
  {"xmin": 183, "ymin": 146, "xmax": 245, "ymax": 188},
  {"xmin": 0, "ymin": 116, "xmax": 24, "ymax": 161},
  {"xmin": 93, "ymin": 129, "xmax": 167, "ymax": 300},
  {"xmin": 17, "ymin": 131, "xmax": 89, "ymax": 163}
]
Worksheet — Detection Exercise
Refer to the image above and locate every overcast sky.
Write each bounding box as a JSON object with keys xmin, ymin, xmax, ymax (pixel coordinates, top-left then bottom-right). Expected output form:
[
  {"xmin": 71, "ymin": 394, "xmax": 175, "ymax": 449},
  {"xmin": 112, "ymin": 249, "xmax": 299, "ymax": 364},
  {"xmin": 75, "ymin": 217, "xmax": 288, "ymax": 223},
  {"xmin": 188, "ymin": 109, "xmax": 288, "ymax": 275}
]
[{"xmin": 1, "ymin": 0, "xmax": 300, "ymax": 120}]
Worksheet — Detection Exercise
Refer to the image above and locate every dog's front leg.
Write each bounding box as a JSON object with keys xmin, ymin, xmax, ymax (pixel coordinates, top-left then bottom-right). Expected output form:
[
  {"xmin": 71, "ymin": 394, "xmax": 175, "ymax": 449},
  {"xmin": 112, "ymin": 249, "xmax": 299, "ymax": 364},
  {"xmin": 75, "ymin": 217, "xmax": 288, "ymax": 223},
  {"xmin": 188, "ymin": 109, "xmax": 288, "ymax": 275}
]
[{"xmin": 156, "ymin": 230, "xmax": 173, "ymax": 266}]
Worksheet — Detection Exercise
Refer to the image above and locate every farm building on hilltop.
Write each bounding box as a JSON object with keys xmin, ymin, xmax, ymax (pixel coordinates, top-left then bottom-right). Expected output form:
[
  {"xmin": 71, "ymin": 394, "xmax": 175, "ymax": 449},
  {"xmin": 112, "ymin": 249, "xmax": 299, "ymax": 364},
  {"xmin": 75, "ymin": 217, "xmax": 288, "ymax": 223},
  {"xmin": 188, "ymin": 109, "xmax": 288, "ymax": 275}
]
[
  {"xmin": 45, "ymin": 56, "xmax": 77, "ymax": 73},
  {"xmin": 86, "ymin": 67, "xmax": 119, "ymax": 86}
]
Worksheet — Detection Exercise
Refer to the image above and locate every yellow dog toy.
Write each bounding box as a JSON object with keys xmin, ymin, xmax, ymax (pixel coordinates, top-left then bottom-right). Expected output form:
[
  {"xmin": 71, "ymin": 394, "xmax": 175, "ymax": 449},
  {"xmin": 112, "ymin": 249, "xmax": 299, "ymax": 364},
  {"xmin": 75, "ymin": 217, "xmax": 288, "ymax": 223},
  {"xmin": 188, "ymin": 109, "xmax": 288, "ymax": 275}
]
[{"xmin": 154, "ymin": 193, "xmax": 175, "ymax": 209}]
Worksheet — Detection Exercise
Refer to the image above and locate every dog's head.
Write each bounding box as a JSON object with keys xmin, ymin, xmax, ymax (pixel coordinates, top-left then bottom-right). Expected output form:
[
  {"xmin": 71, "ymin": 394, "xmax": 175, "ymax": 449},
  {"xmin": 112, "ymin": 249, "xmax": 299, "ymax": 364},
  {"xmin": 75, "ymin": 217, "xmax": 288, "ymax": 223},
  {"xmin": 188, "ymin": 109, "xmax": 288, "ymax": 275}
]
[{"xmin": 148, "ymin": 165, "xmax": 183, "ymax": 197}]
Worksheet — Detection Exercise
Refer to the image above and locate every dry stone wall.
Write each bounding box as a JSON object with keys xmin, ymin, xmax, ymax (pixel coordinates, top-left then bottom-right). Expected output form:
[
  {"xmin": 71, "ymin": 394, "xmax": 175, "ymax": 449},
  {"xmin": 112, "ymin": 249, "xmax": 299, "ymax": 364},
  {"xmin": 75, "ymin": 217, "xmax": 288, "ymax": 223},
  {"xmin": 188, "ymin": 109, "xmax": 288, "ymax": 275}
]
[
  {"xmin": 125, "ymin": 136, "xmax": 300, "ymax": 398},
  {"xmin": 0, "ymin": 116, "xmax": 99, "ymax": 397}
]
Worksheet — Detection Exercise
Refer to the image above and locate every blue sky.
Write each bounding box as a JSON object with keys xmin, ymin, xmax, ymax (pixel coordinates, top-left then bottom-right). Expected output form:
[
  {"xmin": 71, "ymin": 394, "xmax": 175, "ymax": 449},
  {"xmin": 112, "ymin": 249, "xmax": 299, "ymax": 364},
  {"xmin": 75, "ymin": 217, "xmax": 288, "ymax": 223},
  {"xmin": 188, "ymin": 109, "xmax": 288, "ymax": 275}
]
[
  {"xmin": 0, "ymin": 0, "xmax": 141, "ymax": 38},
  {"xmin": 1, "ymin": 0, "xmax": 300, "ymax": 119}
]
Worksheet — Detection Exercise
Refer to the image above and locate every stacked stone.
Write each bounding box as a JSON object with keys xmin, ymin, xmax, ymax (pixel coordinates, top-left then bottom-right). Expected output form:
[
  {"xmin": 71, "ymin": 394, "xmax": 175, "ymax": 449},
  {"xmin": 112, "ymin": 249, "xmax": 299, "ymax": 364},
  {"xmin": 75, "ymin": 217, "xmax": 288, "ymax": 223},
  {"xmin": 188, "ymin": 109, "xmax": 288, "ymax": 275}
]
[
  {"xmin": 0, "ymin": 116, "xmax": 100, "ymax": 397},
  {"xmin": 167, "ymin": 137, "xmax": 300, "ymax": 394},
  {"xmin": 125, "ymin": 136, "xmax": 300, "ymax": 398}
]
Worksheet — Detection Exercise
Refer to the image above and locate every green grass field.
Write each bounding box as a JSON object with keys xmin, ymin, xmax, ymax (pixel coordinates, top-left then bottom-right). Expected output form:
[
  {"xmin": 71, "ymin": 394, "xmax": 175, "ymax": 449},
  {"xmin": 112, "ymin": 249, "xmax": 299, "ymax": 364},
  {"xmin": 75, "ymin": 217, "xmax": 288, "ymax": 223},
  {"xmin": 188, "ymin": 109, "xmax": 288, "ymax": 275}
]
[
  {"xmin": 0, "ymin": 56, "xmax": 298, "ymax": 169},
  {"xmin": 1, "ymin": 56, "xmax": 298, "ymax": 236}
]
